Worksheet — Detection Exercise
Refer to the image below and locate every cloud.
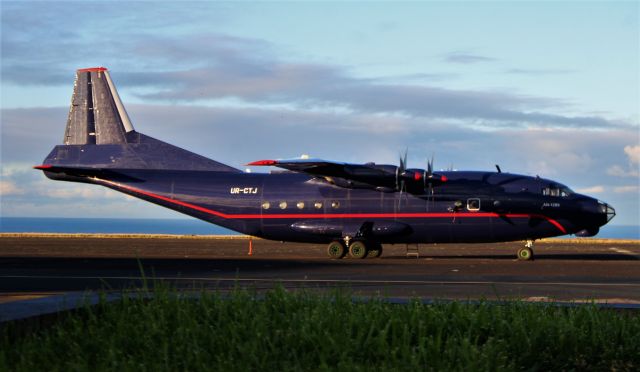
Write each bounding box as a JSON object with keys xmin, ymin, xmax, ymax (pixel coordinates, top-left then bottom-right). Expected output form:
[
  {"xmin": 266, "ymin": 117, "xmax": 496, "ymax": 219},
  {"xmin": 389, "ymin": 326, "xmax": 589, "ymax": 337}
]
[
  {"xmin": 443, "ymin": 52, "xmax": 495, "ymax": 64},
  {"xmin": 1, "ymin": 3, "xmax": 634, "ymax": 131},
  {"xmin": 614, "ymin": 185, "xmax": 640, "ymax": 193},
  {"xmin": 39, "ymin": 186, "xmax": 126, "ymax": 200},
  {"xmin": 575, "ymin": 186, "xmax": 605, "ymax": 194},
  {"xmin": 606, "ymin": 144, "xmax": 640, "ymax": 178},
  {"xmin": 506, "ymin": 68, "xmax": 573, "ymax": 75},
  {"xmin": 126, "ymin": 64, "xmax": 625, "ymax": 130},
  {"xmin": 624, "ymin": 145, "xmax": 640, "ymax": 164},
  {"xmin": 607, "ymin": 165, "xmax": 639, "ymax": 178},
  {"xmin": 0, "ymin": 167, "xmax": 158, "ymax": 218},
  {"xmin": 0, "ymin": 181, "xmax": 24, "ymax": 196}
]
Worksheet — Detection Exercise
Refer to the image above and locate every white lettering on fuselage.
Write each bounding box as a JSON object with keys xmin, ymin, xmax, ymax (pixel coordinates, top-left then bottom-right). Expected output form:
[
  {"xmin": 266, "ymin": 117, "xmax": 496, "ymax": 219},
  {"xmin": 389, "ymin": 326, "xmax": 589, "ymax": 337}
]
[
  {"xmin": 542, "ymin": 202, "xmax": 560, "ymax": 208},
  {"xmin": 230, "ymin": 187, "xmax": 259, "ymax": 195}
]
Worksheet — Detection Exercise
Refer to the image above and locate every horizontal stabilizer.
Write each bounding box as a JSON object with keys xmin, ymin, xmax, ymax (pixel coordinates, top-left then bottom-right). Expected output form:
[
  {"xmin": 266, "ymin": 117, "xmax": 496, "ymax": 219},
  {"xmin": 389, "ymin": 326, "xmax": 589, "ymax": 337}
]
[{"xmin": 33, "ymin": 164, "xmax": 142, "ymax": 182}]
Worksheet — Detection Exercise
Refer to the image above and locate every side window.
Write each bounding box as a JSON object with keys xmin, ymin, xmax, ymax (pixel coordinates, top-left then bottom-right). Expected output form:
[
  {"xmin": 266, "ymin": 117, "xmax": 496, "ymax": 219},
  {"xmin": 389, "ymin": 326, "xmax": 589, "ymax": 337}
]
[
  {"xmin": 466, "ymin": 198, "xmax": 480, "ymax": 211},
  {"xmin": 543, "ymin": 187, "xmax": 560, "ymax": 197}
]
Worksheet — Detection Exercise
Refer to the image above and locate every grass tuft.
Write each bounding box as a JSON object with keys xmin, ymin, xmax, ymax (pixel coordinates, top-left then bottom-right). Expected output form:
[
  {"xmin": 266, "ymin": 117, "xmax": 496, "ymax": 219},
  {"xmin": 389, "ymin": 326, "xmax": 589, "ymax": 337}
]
[{"xmin": 1, "ymin": 285, "xmax": 639, "ymax": 371}]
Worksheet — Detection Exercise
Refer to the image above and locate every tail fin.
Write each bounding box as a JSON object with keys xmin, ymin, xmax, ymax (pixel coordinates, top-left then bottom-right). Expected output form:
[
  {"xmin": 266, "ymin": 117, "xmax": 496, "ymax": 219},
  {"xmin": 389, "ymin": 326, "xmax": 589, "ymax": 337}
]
[
  {"xmin": 40, "ymin": 67, "xmax": 240, "ymax": 173},
  {"xmin": 64, "ymin": 67, "xmax": 133, "ymax": 145}
]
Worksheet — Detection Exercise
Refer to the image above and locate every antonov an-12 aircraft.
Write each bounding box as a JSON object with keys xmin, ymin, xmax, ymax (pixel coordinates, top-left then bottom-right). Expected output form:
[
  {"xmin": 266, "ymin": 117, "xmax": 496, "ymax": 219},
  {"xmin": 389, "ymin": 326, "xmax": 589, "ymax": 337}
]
[{"xmin": 35, "ymin": 68, "xmax": 615, "ymax": 260}]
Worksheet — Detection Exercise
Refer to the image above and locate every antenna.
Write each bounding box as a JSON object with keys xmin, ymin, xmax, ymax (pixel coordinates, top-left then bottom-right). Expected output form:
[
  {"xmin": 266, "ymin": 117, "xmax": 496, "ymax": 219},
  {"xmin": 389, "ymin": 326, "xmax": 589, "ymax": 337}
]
[{"xmin": 495, "ymin": 164, "xmax": 502, "ymax": 173}]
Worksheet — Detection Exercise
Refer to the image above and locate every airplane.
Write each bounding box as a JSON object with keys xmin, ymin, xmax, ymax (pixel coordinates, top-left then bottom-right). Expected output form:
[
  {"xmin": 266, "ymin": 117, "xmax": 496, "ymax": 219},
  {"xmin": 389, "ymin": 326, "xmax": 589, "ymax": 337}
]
[{"xmin": 34, "ymin": 67, "xmax": 616, "ymax": 260}]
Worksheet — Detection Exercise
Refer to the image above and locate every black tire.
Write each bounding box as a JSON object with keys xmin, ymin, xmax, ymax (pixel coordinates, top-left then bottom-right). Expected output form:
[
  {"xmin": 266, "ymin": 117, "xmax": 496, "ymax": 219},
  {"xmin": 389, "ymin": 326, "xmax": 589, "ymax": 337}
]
[
  {"xmin": 327, "ymin": 241, "xmax": 346, "ymax": 259},
  {"xmin": 517, "ymin": 247, "xmax": 533, "ymax": 261},
  {"xmin": 367, "ymin": 242, "xmax": 383, "ymax": 258},
  {"xmin": 348, "ymin": 241, "xmax": 368, "ymax": 259}
]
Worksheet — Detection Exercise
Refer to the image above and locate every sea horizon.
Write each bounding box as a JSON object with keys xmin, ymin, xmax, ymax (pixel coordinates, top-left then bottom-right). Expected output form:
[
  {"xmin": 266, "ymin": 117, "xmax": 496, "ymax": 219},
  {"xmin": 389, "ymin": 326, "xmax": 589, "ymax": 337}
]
[{"xmin": 1, "ymin": 217, "xmax": 638, "ymax": 240}]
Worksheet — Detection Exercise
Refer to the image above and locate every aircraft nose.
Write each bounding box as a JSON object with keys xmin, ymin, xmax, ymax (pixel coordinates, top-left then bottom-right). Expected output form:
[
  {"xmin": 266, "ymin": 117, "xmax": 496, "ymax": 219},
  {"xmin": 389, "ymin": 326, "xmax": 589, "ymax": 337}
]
[
  {"xmin": 598, "ymin": 201, "xmax": 616, "ymax": 223},
  {"xmin": 575, "ymin": 200, "xmax": 615, "ymax": 236}
]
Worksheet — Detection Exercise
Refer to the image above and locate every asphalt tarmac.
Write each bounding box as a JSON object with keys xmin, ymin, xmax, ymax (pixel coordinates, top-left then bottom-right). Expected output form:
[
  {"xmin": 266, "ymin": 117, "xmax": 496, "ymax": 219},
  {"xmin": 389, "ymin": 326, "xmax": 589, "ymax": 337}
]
[{"xmin": 1, "ymin": 235, "xmax": 639, "ymax": 303}]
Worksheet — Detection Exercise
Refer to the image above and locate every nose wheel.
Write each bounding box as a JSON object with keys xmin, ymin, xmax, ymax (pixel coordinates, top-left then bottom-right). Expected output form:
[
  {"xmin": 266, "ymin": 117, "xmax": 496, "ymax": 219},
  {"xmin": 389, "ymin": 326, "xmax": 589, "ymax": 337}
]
[{"xmin": 517, "ymin": 240, "xmax": 535, "ymax": 261}]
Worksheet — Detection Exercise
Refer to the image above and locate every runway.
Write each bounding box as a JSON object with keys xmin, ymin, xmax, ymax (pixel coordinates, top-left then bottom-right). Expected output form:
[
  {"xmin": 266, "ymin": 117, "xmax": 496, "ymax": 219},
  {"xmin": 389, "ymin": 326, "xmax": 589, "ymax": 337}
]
[{"xmin": 1, "ymin": 235, "xmax": 639, "ymax": 303}]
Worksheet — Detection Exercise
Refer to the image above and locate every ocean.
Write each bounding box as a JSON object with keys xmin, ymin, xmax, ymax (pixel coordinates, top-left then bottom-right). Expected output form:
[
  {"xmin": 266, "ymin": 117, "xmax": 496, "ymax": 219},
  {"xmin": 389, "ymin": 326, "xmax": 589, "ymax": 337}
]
[
  {"xmin": 0, "ymin": 217, "xmax": 237, "ymax": 235},
  {"xmin": 1, "ymin": 217, "xmax": 638, "ymax": 239}
]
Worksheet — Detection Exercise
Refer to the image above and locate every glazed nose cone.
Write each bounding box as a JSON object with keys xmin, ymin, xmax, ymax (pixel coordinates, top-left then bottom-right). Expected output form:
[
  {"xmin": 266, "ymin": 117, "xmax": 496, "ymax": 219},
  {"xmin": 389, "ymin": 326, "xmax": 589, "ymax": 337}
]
[{"xmin": 600, "ymin": 202, "xmax": 616, "ymax": 224}]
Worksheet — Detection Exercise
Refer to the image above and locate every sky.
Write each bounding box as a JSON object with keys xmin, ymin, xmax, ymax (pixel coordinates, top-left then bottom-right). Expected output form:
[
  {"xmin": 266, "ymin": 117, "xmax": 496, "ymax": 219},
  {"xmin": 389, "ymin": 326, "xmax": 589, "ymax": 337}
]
[{"xmin": 1, "ymin": 1, "xmax": 639, "ymax": 226}]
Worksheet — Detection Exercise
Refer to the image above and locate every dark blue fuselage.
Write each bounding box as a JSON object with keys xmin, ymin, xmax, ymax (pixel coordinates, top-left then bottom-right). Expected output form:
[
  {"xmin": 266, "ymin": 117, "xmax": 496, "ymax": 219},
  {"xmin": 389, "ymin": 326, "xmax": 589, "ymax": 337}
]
[{"xmin": 63, "ymin": 168, "xmax": 611, "ymax": 244}]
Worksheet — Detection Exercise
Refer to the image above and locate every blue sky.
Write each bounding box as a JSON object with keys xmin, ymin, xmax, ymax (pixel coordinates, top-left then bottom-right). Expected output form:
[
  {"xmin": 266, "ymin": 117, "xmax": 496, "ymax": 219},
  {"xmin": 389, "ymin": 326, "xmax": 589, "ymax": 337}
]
[{"xmin": 1, "ymin": 1, "xmax": 639, "ymax": 226}]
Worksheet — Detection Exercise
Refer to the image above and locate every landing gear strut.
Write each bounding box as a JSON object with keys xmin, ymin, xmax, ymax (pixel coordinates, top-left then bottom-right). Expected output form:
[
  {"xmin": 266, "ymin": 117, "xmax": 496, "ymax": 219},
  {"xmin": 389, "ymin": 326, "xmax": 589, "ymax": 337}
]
[{"xmin": 517, "ymin": 240, "xmax": 535, "ymax": 261}]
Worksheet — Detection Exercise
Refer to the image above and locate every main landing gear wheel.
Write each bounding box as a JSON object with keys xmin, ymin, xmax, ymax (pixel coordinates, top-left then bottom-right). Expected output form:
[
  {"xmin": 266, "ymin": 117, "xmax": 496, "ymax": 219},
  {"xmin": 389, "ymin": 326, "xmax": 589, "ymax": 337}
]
[
  {"xmin": 348, "ymin": 241, "xmax": 368, "ymax": 259},
  {"xmin": 367, "ymin": 242, "xmax": 383, "ymax": 258},
  {"xmin": 327, "ymin": 241, "xmax": 347, "ymax": 259},
  {"xmin": 517, "ymin": 240, "xmax": 535, "ymax": 261}
]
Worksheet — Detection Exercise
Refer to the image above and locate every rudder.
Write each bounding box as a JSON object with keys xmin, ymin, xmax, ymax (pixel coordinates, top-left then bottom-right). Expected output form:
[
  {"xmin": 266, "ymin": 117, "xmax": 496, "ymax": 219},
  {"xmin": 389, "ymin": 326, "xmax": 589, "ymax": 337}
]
[{"xmin": 64, "ymin": 67, "xmax": 133, "ymax": 145}]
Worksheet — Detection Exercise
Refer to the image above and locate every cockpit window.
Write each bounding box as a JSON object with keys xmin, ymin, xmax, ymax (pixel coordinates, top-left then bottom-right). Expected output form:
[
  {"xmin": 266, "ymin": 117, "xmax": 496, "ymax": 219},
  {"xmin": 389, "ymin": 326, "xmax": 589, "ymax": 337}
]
[{"xmin": 542, "ymin": 186, "xmax": 573, "ymax": 197}]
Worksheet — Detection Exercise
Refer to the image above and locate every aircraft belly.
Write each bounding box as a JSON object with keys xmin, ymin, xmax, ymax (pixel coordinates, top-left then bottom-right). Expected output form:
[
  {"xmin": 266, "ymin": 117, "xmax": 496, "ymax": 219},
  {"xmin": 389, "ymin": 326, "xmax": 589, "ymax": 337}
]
[{"xmin": 448, "ymin": 217, "xmax": 494, "ymax": 243}]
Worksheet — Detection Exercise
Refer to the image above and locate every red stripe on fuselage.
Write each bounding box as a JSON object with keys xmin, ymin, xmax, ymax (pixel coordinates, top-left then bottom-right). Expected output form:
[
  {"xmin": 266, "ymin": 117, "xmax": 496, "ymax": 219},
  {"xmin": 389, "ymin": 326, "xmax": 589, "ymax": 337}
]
[{"xmin": 98, "ymin": 179, "xmax": 567, "ymax": 234}]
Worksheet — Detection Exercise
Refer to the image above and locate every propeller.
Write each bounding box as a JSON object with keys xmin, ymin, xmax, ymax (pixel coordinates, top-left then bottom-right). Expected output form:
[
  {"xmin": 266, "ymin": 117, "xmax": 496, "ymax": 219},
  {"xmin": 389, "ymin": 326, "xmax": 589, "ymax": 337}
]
[
  {"xmin": 395, "ymin": 150, "xmax": 447, "ymax": 196},
  {"xmin": 425, "ymin": 155, "xmax": 436, "ymax": 195},
  {"xmin": 396, "ymin": 149, "xmax": 408, "ymax": 193}
]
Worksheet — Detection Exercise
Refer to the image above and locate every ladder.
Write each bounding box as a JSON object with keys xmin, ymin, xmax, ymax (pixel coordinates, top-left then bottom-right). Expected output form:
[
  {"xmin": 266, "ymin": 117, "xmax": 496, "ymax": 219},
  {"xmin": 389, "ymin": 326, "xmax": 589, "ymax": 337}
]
[{"xmin": 405, "ymin": 244, "xmax": 419, "ymax": 258}]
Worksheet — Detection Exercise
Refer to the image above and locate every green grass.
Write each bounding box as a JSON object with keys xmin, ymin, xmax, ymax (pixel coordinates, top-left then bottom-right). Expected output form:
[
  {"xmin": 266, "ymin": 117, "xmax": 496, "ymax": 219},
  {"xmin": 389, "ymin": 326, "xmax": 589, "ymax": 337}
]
[{"xmin": 1, "ymin": 286, "xmax": 639, "ymax": 371}]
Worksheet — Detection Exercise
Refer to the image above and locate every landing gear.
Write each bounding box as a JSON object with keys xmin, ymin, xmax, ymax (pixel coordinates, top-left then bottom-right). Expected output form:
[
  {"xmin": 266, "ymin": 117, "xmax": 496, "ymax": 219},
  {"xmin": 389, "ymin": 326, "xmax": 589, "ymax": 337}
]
[
  {"xmin": 348, "ymin": 240, "xmax": 368, "ymax": 259},
  {"xmin": 328, "ymin": 239, "xmax": 383, "ymax": 259},
  {"xmin": 327, "ymin": 241, "xmax": 347, "ymax": 259},
  {"xmin": 367, "ymin": 242, "xmax": 383, "ymax": 258},
  {"xmin": 517, "ymin": 240, "xmax": 535, "ymax": 261}
]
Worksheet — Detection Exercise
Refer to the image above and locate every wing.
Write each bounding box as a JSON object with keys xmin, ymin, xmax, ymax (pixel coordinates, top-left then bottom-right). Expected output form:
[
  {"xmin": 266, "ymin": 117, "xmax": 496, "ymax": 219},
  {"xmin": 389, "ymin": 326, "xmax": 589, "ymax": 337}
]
[{"xmin": 247, "ymin": 158, "xmax": 447, "ymax": 192}]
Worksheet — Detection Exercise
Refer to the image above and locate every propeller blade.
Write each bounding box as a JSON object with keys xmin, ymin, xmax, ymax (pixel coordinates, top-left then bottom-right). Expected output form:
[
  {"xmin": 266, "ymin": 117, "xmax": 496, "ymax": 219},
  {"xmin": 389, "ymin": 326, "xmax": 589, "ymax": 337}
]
[
  {"xmin": 424, "ymin": 155, "xmax": 432, "ymax": 195},
  {"xmin": 397, "ymin": 149, "xmax": 408, "ymax": 191},
  {"xmin": 399, "ymin": 149, "xmax": 408, "ymax": 171}
]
